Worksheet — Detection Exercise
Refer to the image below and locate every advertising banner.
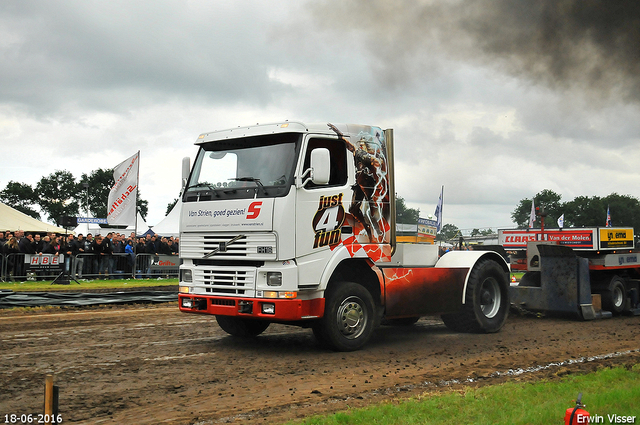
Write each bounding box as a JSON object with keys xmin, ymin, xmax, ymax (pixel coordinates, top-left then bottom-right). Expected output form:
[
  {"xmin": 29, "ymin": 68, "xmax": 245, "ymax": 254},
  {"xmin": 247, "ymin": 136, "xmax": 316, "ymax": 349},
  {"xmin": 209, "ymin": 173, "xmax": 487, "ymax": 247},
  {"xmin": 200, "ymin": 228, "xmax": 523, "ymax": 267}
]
[
  {"xmin": 25, "ymin": 254, "xmax": 64, "ymax": 274},
  {"xmin": 108, "ymin": 152, "xmax": 139, "ymax": 226},
  {"xmin": 181, "ymin": 198, "xmax": 273, "ymax": 232},
  {"xmin": 599, "ymin": 228, "xmax": 634, "ymax": 249},
  {"xmin": 499, "ymin": 227, "xmax": 635, "ymax": 251},
  {"xmin": 499, "ymin": 229, "xmax": 596, "ymax": 250},
  {"xmin": 417, "ymin": 217, "xmax": 437, "ymax": 240}
]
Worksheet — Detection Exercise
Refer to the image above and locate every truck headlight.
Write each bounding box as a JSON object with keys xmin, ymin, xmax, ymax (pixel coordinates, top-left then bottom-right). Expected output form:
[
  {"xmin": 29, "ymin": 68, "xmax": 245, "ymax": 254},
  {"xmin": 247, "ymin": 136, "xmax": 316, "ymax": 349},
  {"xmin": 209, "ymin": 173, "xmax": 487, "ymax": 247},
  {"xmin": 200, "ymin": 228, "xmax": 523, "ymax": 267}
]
[
  {"xmin": 267, "ymin": 272, "xmax": 282, "ymax": 286},
  {"xmin": 181, "ymin": 269, "xmax": 193, "ymax": 283},
  {"xmin": 262, "ymin": 303, "xmax": 275, "ymax": 314}
]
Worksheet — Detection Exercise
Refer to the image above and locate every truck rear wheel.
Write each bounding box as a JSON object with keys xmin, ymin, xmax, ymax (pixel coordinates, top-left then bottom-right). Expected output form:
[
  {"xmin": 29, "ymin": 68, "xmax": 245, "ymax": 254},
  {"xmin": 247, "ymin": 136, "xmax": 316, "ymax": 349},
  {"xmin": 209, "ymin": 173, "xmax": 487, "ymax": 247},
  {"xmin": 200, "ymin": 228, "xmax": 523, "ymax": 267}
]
[
  {"xmin": 601, "ymin": 276, "xmax": 626, "ymax": 315},
  {"xmin": 441, "ymin": 258, "xmax": 509, "ymax": 333},
  {"xmin": 216, "ymin": 316, "xmax": 270, "ymax": 337},
  {"xmin": 313, "ymin": 282, "xmax": 375, "ymax": 352}
]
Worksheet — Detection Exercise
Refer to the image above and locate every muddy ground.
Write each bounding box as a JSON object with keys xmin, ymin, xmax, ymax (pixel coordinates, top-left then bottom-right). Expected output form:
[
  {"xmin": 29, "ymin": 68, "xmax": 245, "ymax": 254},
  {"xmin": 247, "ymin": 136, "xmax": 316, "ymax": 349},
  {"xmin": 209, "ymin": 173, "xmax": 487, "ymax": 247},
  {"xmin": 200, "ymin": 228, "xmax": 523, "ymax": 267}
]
[{"xmin": 1, "ymin": 304, "xmax": 639, "ymax": 424}]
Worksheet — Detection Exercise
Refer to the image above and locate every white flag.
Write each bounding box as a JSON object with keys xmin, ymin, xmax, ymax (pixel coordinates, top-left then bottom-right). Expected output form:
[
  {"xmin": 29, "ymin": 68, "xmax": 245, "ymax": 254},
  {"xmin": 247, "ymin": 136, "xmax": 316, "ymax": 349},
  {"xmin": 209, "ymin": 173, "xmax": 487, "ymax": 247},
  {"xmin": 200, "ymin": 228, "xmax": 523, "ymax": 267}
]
[
  {"xmin": 528, "ymin": 199, "xmax": 536, "ymax": 228},
  {"xmin": 557, "ymin": 214, "xmax": 564, "ymax": 229},
  {"xmin": 107, "ymin": 152, "xmax": 139, "ymax": 226},
  {"xmin": 434, "ymin": 186, "xmax": 444, "ymax": 232}
]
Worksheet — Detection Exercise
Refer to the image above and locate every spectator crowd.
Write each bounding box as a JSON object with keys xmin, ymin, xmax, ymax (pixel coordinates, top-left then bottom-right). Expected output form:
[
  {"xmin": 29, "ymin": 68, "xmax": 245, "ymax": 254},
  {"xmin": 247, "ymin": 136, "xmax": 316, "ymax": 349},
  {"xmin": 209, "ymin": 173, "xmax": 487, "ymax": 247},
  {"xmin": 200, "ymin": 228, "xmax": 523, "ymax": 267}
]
[{"xmin": 0, "ymin": 230, "xmax": 179, "ymax": 281}]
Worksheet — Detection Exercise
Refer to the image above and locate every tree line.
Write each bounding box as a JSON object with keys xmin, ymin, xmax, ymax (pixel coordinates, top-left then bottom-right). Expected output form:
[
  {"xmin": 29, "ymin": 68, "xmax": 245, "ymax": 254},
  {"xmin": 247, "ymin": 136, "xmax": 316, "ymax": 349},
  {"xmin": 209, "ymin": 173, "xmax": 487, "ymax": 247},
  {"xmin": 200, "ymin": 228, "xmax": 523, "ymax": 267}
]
[
  {"xmin": 511, "ymin": 189, "xmax": 640, "ymax": 233},
  {"xmin": 0, "ymin": 169, "xmax": 150, "ymax": 227}
]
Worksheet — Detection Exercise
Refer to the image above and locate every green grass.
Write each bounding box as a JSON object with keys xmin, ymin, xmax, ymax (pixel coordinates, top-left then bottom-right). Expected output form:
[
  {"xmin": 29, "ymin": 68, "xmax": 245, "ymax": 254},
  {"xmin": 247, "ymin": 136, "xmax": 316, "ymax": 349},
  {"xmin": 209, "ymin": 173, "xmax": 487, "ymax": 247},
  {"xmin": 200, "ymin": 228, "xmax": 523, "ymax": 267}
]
[
  {"xmin": 291, "ymin": 365, "xmax": 640, "ymax": 425},
  {"xmin": 0, "ymin": 277, "xmax": 177, "ymax": 292}
]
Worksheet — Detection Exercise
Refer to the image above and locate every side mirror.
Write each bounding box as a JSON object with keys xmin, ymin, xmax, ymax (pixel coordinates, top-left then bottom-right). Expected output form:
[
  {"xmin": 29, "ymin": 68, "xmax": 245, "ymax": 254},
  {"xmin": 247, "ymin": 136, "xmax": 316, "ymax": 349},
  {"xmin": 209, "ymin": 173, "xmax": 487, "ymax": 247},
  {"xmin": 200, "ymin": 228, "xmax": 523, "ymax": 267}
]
[
  {"xmin": 181, "ymin": 157, "xmax": 190, "ymax": 190},
  {"xmin": 310, "ymin": 148, "xmax": 330, "ymax": 185}
]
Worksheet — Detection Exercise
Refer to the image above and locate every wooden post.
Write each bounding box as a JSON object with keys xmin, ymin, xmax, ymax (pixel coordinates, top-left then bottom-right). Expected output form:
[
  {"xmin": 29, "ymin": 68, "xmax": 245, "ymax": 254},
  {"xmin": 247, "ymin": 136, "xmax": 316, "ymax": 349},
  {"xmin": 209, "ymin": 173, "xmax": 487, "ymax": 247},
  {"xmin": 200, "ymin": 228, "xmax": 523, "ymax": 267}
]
[{"xmin": 44, "ymin": 374, "xmax": 53, "ymax": 425}]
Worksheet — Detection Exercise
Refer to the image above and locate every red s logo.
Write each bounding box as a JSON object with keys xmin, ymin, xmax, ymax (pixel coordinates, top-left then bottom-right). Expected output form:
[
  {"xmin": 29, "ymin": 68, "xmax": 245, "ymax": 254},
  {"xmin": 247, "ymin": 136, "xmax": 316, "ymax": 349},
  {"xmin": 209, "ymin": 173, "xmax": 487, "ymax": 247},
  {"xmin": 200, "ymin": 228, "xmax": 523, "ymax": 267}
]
[{"xmin": 247, "ymin": 201, "xmax": 262, "ymax": 219}]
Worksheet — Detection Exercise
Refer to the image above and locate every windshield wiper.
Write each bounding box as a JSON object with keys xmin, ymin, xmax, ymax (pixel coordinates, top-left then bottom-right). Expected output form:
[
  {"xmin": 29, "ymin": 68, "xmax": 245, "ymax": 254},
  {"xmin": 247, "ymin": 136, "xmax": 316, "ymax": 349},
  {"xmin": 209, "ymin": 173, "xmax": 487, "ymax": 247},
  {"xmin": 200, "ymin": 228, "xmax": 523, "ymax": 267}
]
[
  {"xmin": 230, "ymin": 177, "xmax": 268, "ymax": 195},
  {"xmin": 186, "ymin": 182, "xmax": 220, "ymax": 198}
]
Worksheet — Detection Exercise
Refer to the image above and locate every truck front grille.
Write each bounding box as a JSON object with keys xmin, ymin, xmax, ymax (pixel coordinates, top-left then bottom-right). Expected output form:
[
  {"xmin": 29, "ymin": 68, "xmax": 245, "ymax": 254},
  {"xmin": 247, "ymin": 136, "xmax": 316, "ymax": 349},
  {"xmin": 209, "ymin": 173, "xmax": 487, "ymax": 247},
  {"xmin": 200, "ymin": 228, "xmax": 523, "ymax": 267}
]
[
  {"xmin": 181, "ymin": 232, "xmax": 277, "ymax": 261},
  {"xmin": 194, "ymin": 265, "xmax": 256, "ymax": 297}
]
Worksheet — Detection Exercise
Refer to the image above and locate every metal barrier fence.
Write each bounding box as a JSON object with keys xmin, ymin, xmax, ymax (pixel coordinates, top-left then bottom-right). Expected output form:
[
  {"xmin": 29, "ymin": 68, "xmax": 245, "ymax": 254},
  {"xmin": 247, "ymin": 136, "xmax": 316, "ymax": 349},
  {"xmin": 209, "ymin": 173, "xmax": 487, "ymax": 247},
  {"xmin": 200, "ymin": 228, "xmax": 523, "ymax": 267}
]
[{"xmin": 0, "ymin": 253, "xmax": 180, "ymax": 282}]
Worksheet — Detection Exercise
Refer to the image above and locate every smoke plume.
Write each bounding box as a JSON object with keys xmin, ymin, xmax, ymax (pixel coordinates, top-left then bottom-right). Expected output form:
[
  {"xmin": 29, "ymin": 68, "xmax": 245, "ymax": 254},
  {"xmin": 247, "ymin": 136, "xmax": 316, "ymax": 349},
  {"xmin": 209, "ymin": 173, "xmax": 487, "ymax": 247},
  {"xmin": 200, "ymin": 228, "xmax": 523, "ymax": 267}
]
[{"xmin": 313, "ymin": 0, "xmax": 640, "ymax": 102}]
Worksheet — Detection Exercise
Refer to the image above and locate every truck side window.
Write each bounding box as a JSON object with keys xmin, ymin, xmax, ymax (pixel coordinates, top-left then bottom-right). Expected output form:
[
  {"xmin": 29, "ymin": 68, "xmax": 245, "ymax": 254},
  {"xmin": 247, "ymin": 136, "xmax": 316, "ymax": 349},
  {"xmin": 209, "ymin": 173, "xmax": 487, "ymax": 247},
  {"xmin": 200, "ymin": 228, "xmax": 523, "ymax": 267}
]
[{"xmin": 303, "ymin": 138, "xmax": 347, "ymax": 188}]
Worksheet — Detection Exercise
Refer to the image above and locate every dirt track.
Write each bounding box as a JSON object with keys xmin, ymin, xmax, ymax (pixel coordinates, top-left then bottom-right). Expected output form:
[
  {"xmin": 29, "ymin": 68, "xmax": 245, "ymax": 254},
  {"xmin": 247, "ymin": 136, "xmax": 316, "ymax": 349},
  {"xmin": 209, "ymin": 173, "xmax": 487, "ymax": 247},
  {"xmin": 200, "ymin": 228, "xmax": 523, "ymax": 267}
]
[{"xmin": 1, "ymin": 304, "xmax": 639, "ymax": 424}]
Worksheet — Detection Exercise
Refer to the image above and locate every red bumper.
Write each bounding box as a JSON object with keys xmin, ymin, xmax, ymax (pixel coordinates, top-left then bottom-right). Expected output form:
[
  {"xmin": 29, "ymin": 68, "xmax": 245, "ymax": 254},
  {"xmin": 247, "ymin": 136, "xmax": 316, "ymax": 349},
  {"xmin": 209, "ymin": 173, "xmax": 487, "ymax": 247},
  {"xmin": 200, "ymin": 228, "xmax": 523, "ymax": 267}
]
[{"xmin": 178, "ymin": 294, "xmax": 325, "ymax": 321}]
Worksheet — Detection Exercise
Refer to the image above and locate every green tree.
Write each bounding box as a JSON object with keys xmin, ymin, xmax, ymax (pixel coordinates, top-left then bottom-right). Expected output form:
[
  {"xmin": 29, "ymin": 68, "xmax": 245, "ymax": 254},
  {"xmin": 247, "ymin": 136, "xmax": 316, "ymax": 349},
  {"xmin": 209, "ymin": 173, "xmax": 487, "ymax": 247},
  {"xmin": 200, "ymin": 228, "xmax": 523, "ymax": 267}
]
[
  {"xmin": 80, "ymin": 168, "xmax": 113, "ymax": 218},
  {"xmin": 562, "ymin": 195, "xmax": 605, "ymax": 227},
  {"xmin": 471, "ymin": 228, "xmax": 494, "ymax": 236},
  {"xmin": 137, "ymin": 191, "xmax": 148, "ymax": 221},
  {"xmin": 437, "ymin": 223, "xmax": 460, "ymax": 242},
  {"xmin": 35, "ymin": 170, "xmax": 80, "ymax": 226},
  {"xmin": 602, "ymin": 193, "xmax": 640, "ymax": 230},
  {"xmin": 0, "ymin": 181, "xmax": 40, "ymax": 219},
  {"xmin": 396, "ymin": 195, "xmax": 420, "ymax": 224},
  {"xmin": 166, "ymin": 198, "xmax": 179, "ymax": 216},
  {"xmin": 511, "ymin": 189, "xmax": 563, "ymax": 229}
]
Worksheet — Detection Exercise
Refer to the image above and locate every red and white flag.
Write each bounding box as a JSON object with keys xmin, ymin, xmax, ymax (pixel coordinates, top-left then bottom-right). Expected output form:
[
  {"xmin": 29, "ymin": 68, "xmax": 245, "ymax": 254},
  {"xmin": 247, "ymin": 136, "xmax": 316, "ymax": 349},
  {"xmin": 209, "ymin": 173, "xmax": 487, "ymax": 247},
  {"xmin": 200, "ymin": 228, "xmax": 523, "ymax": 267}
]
[
  {"xmin": 528, "ymin": 199, "xmax": 536, "ymax": 228},
  {"xmin": 107, "ymin": 152, "xmax": 139, "ymax": 226}
]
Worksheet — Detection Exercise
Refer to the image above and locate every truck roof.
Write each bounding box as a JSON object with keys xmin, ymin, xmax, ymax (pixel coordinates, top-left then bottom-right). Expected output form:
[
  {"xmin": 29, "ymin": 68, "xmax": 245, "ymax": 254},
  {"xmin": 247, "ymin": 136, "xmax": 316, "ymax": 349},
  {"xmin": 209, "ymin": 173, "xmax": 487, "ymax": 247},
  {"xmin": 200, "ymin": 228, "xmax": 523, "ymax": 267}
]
[{"xmin": 194, "ymin": 121, "xmax": 375, "ymax": 145}]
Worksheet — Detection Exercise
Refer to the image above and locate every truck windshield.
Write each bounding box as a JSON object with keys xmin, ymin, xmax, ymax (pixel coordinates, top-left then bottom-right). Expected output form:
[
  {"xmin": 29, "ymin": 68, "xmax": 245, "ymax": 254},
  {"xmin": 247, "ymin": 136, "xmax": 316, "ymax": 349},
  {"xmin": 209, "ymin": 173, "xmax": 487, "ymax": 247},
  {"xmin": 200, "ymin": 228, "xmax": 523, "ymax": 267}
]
[{"xmin": 184, "ymin": 133, "xmax": 300, "ymax": 201}]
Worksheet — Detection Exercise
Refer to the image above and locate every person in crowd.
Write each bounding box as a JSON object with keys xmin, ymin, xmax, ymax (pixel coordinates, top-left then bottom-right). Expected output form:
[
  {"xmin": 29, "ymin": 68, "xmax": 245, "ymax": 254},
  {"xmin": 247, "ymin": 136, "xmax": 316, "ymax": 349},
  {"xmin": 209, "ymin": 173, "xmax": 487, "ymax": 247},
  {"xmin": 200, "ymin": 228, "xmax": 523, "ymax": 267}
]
[
  {"xmin": 103, "ymin": 233, "xmax": 114, "ymax": 278},
  {"xmin": 167, "ymin": 239, "xmax": 178, "ymax": 256},
  {"xmin": 18, "ymin": 232, "xmax": 36, "ymax": 254},
  {"xmin": 124, "ymin": 239, "xmax": 135, "ymax": 273},
  {"xmin": 111, "ymin": 233, "xmax": 125, "ymax": 276},
  {"xmin": 158, "ymin": 237, "xmax": 173, "ymax": 256},
  {"xmin": 91, "ymin": 235, "xmax": 110, "ymax": 278},
  {"xmin": 135, "ymin": 237, "xmax": 146, "ymax": 254},
  {"xmin": 33, "ymin": 234, "xmax": 44, "ymax": 254},
  {"xmin": 2, "ymin": 236, "xmax": 19, "ymax": 280},
  {"xmin": 84, "ymin": 233, "xmax": 95, "ymax": 278},
  {"xmin": 143, "ymin": 234, "xmax": 158, "ymax": 278},
  {"xmin": 61, "ymin": 234, "xmax": 77, "ymax": 274},
  {"xmin": 72, "ymin": 233, "xmax": 86, "ymax": 280},
  {"xmin": 0, "ymin": 232, "xmax": 5, "ymax": 276},
  {"xmin": 41, "ymin": 235, "xmax": 57, "ymax": 254},
  {"xmin": 15, "ymin": 231, "xmax": 34, "ymax": 280}
]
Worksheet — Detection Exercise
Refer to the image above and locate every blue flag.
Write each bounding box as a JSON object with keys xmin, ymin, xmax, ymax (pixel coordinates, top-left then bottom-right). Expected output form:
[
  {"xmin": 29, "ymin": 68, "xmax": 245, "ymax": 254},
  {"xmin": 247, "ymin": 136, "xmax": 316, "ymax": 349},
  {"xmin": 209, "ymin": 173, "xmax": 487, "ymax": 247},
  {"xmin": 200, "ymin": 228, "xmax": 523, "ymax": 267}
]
[{"xmin": 434, "ymin": 186, "xmax": 443, "ymax": 232}]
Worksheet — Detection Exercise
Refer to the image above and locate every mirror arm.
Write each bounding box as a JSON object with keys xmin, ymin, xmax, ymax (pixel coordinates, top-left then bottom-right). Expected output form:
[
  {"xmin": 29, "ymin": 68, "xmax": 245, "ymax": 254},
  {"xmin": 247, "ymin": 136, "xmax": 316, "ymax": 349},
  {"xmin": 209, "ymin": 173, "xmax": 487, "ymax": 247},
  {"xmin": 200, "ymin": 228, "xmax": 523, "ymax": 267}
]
[{"xmin": 298, "ymin": 168, "xmax": 313, "ymax": 188}]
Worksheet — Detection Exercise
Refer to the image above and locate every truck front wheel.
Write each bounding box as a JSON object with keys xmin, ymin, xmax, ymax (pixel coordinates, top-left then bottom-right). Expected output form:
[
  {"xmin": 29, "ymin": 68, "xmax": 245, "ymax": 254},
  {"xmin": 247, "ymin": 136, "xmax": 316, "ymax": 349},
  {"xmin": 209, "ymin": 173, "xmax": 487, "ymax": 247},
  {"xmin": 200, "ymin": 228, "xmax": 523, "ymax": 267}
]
[
  {"xmin": 441, "ymin": 258, "xmax": 509, "ymax": 333},
  {"xmin": 216, "ymin": 316, "xmax": 270, "ymax": 337},
  {"xmin": 313, "ymin": 282, "xmax": 375, "ymax": 351}
]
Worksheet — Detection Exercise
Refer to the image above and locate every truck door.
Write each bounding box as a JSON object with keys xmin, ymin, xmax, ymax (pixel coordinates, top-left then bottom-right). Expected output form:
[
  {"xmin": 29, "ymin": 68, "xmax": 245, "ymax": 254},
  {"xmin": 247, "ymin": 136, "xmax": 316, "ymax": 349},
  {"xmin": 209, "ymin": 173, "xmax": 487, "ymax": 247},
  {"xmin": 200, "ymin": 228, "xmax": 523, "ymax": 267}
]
[{"xmin": 295, "ymin": 136, "xmax": 350, "ymax": 284}]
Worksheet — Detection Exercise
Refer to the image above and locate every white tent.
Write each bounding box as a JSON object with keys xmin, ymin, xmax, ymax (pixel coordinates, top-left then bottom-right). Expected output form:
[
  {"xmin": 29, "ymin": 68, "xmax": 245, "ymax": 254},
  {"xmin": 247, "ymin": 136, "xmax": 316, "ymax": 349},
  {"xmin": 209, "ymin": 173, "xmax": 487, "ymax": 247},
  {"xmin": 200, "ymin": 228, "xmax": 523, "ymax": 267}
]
[
  {"xmin": 0, "ymin": 202, "xmax": 70, "ymax": 233},
  {"xmin": 72, "ymin": 212, "xmax": 149, "ymax": 237},
  {"xmin": 149, "ymin": 201, "xmax": 180, "ymax": 237}
]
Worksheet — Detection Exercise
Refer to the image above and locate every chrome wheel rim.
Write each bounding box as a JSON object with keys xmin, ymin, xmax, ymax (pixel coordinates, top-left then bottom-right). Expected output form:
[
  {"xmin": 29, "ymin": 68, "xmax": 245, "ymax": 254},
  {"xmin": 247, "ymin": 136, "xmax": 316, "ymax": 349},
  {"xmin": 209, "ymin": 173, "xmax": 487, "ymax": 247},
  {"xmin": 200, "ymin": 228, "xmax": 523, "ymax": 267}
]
[
  {"xmin": 480, "ymin": 277, "xmax": 501, "ymax": 319},
  {"xmin": 336, "ymin": 296, "xmax": 367, "ymax": 339}
]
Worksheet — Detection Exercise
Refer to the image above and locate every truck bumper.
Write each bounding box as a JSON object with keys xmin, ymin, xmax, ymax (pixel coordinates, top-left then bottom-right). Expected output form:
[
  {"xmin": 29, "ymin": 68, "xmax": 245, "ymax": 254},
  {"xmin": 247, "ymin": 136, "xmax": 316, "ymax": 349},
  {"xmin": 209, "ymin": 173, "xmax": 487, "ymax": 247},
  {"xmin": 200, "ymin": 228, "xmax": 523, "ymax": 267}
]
[{"xmin": 179, "ymin": 294, "xmax": 325, "ymax": 321}]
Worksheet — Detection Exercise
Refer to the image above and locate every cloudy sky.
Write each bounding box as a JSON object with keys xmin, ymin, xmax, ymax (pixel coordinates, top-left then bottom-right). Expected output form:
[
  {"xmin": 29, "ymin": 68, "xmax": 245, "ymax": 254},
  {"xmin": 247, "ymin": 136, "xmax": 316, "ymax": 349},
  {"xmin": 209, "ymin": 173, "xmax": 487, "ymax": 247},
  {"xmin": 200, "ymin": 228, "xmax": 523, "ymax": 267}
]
[{"xmin": 1, "ymin": 0, "xmax": 639, "ymax": 232}]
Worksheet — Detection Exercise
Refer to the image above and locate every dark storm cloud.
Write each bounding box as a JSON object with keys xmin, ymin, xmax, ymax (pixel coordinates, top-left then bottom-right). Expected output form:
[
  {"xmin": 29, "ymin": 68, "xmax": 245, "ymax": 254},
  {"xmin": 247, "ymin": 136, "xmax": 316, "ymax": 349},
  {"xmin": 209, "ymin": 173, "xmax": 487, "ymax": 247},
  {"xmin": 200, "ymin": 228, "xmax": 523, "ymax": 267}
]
[{"xmin": 311, "ymin": 0, "xmax": 640, "ymax": 103}]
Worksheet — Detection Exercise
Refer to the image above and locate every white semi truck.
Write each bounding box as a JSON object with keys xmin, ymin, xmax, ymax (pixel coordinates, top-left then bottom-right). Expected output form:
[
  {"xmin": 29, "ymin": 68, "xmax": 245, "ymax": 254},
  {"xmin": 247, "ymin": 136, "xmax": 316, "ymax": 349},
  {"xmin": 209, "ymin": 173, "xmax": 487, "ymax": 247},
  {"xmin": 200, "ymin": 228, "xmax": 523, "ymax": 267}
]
[{"xmin": 178, "ymin": 121, "xmax": 510, "ymax": 351}]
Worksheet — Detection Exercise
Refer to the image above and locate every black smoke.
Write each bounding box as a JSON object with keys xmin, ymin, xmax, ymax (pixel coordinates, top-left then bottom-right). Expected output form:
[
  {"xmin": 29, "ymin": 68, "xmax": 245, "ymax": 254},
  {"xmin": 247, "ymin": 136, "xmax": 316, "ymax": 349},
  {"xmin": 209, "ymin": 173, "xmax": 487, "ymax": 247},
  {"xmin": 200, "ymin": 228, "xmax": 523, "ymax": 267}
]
[{"xmin": 313, "ymin": 0, "xmax": 640, "ymax": 103}]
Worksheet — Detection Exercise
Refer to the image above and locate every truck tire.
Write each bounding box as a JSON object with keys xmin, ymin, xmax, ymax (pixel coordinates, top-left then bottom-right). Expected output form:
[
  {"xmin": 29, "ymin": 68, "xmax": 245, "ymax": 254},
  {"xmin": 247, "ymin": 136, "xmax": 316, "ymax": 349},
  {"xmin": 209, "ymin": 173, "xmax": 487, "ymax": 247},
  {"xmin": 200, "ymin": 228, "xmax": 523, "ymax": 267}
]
[
  {"xmin": 216, "ymin": 316, "xmax": 270, "ymax": 337},
  {"xmin": 601, "ymin": 276, "xmax": 626, "ymax": 315},
  {"xmin": 313, "ymin": 282, "xmax": 375, "ymax": 352},
  {"xmin": 441, "ymin": 258, "xmax": 509, "ymax": 333}
]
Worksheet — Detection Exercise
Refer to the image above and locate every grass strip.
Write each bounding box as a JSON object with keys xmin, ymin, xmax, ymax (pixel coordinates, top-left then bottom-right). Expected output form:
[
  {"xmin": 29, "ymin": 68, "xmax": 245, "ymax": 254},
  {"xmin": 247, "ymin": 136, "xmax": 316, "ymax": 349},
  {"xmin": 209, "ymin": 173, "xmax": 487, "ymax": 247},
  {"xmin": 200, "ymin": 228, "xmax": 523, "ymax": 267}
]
[
  {"xmin": 292, "ymin": 365, "xmax": 640, "ymax": 424},
  {"xmin": 0, "ymin": 278, "xmax": 177, "ymax": 292}
]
